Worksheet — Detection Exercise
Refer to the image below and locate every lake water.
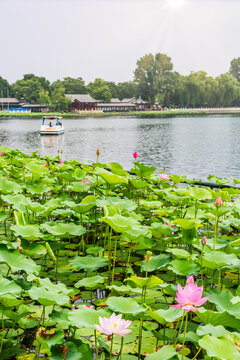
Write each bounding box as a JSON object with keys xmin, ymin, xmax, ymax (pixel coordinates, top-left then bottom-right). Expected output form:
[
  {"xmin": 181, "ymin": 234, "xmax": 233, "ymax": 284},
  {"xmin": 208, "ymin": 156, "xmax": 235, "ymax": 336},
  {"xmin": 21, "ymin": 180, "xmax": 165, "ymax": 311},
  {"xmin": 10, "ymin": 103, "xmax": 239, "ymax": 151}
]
[{"xmin": 0, "ymin": 115, "xmax": 240, "ymax": 180}]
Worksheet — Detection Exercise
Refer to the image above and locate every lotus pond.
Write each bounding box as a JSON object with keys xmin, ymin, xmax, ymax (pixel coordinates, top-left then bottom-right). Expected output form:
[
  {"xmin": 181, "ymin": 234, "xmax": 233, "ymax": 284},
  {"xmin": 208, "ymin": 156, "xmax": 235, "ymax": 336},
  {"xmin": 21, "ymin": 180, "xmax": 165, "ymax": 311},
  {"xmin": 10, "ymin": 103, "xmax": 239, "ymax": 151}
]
[{"xmin": 1, "ymin": 147, "xmax": 240, "ymax": 359}]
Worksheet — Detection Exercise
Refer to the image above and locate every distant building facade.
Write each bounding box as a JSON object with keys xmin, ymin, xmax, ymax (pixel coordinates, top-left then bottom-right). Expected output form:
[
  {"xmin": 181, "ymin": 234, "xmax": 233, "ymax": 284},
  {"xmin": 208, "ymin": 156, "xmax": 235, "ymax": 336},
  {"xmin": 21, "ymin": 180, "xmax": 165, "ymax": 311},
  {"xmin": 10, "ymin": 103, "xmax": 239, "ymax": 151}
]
[
  {"xmin": 65, "ymin": 94, "xmax": 98, "ymax": 111},
  {"xmin": 0, "ymin": 98, "xmax": 48, "ymax": 112}
]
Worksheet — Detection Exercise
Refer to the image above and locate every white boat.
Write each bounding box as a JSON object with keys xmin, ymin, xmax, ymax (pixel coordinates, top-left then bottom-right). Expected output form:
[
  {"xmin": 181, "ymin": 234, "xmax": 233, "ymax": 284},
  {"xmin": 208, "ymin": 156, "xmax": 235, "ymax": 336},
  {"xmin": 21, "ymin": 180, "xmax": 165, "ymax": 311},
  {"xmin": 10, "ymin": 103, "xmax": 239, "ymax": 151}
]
[{"xmin": 40, "ymin": 116, "xmax": 64, "ymax": 135}]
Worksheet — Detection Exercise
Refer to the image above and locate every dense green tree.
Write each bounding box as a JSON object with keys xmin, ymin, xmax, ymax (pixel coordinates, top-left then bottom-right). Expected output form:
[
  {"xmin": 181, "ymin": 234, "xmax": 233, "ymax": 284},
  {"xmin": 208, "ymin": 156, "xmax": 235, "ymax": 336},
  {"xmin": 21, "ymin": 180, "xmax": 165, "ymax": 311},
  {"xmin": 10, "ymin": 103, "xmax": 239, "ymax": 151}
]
[
  {"xmin": 12, "ymin": 74, "xmax": 50, "ymax": 103},
  {"xmin": 229, "ymin": 57, "xmax": 240, "ymax": 82},
  {"xmin": 50, "ymin": 87, "xmax": 71, "ymax": 112},
  {"xmin": 88, "ymin": 78, "xmax": 112, "ymax": 102},
  {"xmin": 38, "ymin": 90, "xmax": 50, "ymax": 105},
  {"xmin": 51, "ymin": 77, "xmax": 87, "ymax": 94},
  {"xmin": 0, "ymin": 76, "xmax": 11, "ymax": 97},
  {"xmin": 106, "ymin": 82, "xmax": 119, "ymax": 98},
  {"xmin": 216, "ymin": 73, "xmax": 240, "ymax": 106},
  {"xmin": 117, "ymin": 81, "xmax": 137, "ymax": 100}
]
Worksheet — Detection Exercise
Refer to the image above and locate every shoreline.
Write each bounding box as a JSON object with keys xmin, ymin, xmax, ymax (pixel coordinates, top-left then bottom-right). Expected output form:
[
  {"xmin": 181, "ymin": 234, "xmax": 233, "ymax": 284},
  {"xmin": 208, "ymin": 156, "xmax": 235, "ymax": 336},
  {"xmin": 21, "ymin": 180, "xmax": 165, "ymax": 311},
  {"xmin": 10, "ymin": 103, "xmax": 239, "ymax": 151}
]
[{"xmin": 1, "ymin": 108, "xmax": 240, "ymax": 119}]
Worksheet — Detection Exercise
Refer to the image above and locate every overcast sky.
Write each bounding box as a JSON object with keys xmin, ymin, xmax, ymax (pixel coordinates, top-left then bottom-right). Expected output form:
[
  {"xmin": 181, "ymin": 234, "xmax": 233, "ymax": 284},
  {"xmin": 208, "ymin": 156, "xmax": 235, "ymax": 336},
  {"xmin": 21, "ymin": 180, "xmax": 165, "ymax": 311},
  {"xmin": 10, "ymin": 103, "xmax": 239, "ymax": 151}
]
[{"xmin": 0, "ymin": 0, "xmax": 239, "ymax": 84}]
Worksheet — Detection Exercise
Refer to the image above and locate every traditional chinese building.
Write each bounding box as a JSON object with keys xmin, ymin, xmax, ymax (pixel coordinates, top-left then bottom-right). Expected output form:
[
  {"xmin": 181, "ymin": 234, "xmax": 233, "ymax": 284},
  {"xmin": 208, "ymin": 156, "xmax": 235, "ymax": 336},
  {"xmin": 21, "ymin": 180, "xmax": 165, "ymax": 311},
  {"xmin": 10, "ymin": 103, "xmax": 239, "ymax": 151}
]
[{"xmin": 65, "ymin": 94, "xmax": 98, "ymax": 111}]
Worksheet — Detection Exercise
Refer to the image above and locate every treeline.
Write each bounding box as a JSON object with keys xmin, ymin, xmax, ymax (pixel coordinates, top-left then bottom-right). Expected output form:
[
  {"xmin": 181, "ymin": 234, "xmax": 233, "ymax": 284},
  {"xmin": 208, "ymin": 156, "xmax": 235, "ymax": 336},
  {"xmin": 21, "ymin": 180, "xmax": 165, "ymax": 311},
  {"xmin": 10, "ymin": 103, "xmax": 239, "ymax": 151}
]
[{"xmin": 1, "ymin": 54, "xmax": 240, "ymax": 111}]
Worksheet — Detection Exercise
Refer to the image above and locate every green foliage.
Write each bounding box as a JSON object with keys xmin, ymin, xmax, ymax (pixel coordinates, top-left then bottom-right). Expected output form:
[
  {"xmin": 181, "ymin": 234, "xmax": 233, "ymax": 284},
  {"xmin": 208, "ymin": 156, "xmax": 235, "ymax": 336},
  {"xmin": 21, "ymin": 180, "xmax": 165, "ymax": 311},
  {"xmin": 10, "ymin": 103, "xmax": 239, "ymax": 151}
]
[{"xmin": 88, "ymin": 78, "xmax": 112, "ymax": 102}]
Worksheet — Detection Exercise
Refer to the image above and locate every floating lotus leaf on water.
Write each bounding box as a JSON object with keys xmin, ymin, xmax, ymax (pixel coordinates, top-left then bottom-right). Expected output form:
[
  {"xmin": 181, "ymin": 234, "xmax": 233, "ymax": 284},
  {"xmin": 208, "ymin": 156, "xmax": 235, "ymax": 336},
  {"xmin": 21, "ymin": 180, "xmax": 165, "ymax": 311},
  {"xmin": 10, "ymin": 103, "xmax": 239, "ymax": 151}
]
[
  {"xmin": 75, "ymin": 275, "xmax": 105, "ymax": 289},
  {"xmin": 41, "ymin": 222, "xmax": 86, "ymax": 237},
  {"xmin": 70, "ymin": 255, "xmax": 107, "ymax": 272},
  {"xmin": 168, "ymin": 259, "xmax": 200, "ymax": 276},
  {"xmin": 106, "ymin": 296, "xmax": 146, "ymax": 315},
  {"xmin": 199, "ymin": 335, "xmax": 240, "ymax": 360}
]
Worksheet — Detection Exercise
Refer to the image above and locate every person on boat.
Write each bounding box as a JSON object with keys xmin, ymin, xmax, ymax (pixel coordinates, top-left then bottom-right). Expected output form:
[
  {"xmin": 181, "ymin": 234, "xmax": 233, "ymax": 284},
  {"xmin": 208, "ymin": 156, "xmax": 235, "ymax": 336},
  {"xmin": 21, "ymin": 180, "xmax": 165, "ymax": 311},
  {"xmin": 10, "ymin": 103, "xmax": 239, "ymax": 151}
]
[{"xmin": 49, "ymin": 121, "xmax": 52, "ymax": 127}]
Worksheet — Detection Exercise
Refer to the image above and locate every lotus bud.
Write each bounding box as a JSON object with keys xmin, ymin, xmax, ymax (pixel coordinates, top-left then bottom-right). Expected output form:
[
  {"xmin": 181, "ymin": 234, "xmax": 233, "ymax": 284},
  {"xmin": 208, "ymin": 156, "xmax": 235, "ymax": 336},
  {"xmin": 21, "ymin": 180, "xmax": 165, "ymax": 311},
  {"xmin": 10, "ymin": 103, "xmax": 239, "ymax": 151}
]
[
  {"xmin": 75, "ymin": 305, "xmax": 78, "ymax": 309},
  {"xmin": 186, "ymin": 275, "xmax": 194, "ymax": 285},
  {"xmin": 201, "ymin": 236, "xmax": 207, "ymax": 246},
  {"xmin": 133, "ymin": 152, "xmax": 138, "ymax": 159},
  {"xmin": 59, "ymin": 159, "xmax": 64, "ymax": 164},
  {"xmin": 96, "ymin": 148, "xmax": 100, "ymax": 156},
  {"xmin": 145, "ymin": 251, "xmax": 152, "ymax": 262},
  {"xmin": 215, "ymin": 196, "xmax": 222, "ymax": 208},
  {"xmin": 61, "ymin": 149, "xmax": 63, "ymax": 153}
]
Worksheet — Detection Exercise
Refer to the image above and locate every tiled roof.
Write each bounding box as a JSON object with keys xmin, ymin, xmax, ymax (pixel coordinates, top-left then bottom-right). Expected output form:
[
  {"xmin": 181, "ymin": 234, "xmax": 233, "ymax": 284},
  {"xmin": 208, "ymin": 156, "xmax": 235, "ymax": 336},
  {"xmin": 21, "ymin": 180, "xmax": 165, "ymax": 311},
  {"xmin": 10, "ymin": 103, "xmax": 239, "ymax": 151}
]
[
  {"xmin": 65, "ymin": 94, "xmax": 97, "ymax": 103},
  {"xmin": 0, "ymin": 98, "xmax": 19, "ymax": 104}
]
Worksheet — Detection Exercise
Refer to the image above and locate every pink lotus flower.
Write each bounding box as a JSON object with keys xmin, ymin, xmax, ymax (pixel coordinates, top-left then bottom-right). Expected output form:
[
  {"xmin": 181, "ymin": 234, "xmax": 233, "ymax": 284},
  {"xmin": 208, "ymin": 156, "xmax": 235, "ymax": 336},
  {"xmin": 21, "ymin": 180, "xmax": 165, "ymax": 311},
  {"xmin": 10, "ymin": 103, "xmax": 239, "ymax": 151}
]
[
  {"xmin": 164, "ymin": 222, "xmax": 175, "ymax": 229},
  {"xmin": 82, "ymin": 179, "xmax": 90, "ymax": 185},
  {"xmin": 0, "ymin": 152, "xmax": 4, "ymax": 156},
  {"xmin": 133, "ymin": 152, "xmax": 138, "ymax": 159},
  {"xmin": 43, "ymin": 162, "xmax": 47, "ymax": 167},
  {"xmin": 96, "ymin": 148, "xmax": 100, "ymax": 156},
  {"xmin": 95, "ymin": 313, "xmax": 132, "ymax": 337},
  {"xmin": 201, "ymin": 236, "xmax": 207, "ymax": 246},
  {"xmin": 59, "ymin": 159, "xmax": 64, "ymax": 164},
  {"xmin": 170, "ymin": 276, "xmax": 209, "ymax": 312},
  {"xmin": 159, "ymin": 173, "xmax": 170, "ymax": 181},
  {"xmin": 215, "ymin": 196, "xmax": 222, "ymax": 208}
]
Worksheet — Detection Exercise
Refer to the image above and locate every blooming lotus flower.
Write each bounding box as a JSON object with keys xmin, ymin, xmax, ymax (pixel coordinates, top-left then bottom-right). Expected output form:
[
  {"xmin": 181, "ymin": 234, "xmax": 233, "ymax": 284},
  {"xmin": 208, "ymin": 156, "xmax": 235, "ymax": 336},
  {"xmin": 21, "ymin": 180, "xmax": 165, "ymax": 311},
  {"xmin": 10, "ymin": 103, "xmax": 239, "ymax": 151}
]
[
  {"xmin": 59, "ymin": 159, "xmax": 64, "ymax": 164},
  {"xmin": 171, "ymin": 276, "xmax": 209, "ymax": 312},
  {"xmin": 96, "ymin": 148, "xmax": 100, "ymax": 156},
  {"xmin": 133, "ymin": 152, "xmax": 138, "ymax": 159},
  {"xmin": 82, "ymin": 179, "xmax": 90, "ymax": 185},
  {"xmin": 215, "ymin": 196, "xmax": 222, "ymax": 208},
  {"xmin": 95, "ymin": 313, "xmax": 132, "ymax": 337},
  {"xmin": 159, "ymin": 173, "xmax": 170, "ymax": 181}
]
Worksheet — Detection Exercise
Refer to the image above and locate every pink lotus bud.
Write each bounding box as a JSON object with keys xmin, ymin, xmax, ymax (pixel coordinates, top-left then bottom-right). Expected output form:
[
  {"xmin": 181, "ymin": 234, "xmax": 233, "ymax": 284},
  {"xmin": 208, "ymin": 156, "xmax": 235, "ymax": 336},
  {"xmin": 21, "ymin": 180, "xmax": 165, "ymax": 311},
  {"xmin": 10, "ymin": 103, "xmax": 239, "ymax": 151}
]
[
  {"xmin": 43, "ymin": 162, "xmax": 47, "ymax": 167},
  {"xmin": 61, "ymin": 149, "xmax": 63, "ymax": 153},
  {"xmin": 186, "ymin": 275, "xmax": 194, "ymax": 285},
  {"xmin": 75, "ymin": 305, "xmax": 78, "ymax": 309},
  {"xmin": 164, "ymin": 222, "xmax": 168, "ymax": 226},
  {"xmin": 171, "ymin": 225, "xmax": 175, "ymax": 229},
  {"xmin": 159, "ymin": 173, "xmax": 170, "ymax": 181},
  {"xmin": 0, "ymin": 152, "xmax": 4, "ymax": 156},
  {"xmin": 215, "ymin": 196, "xmax": 222, "ymax": 208},
  {"xmin": 133, "ymin": 152, "xmax": 138, "ymax": 159},
  {"xmin": 201, "ymin": 236, "xmax": 207, "ymax": 246},
  {"xmin": 59, "ymin": 159, "xmax": 64, "ymax": 164},
  {"xmin": 96, "ymin": 148, "xmax": 100, "ymax": 156},
  {"xmin": 82, "ymin": 179, "xmax": 90, "ymax": 185}
]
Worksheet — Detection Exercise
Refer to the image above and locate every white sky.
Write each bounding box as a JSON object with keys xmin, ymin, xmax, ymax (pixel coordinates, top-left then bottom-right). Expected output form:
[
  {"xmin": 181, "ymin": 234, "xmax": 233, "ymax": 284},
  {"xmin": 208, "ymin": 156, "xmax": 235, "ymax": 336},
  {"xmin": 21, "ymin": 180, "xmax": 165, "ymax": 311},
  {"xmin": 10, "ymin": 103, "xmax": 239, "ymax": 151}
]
[{"xmin": 0, "ymin": 0, "xmax": 239, "ymax": 84}]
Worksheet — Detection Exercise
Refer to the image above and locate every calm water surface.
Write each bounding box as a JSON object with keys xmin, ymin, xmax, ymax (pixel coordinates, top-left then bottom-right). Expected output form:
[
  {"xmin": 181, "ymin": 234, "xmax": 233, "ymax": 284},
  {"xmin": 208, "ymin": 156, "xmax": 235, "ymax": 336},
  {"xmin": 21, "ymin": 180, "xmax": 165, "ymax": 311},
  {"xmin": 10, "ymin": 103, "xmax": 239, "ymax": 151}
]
[{"xmin": 0, "ymin": 115, "xmax": 240, "ymax": 180}]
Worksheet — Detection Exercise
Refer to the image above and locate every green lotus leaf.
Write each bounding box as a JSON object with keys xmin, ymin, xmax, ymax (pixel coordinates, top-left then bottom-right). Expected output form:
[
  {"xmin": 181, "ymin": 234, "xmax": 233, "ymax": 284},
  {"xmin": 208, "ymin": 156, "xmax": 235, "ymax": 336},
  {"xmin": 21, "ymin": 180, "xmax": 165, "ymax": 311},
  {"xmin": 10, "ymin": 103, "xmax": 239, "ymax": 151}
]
[
  {"xmin": 2, "ymin": 194, "xmax": 31, "ymax": 211},
  {"xmin": 168, "ymin": 259, "xmax": 200, "ymax": 276},
  {"xmin": 70, "ymin": 255, "xmax": 107, "ymax": 272},
  {"xmin": 21, "ymin": 241, "xmax": 47, "ymax": 256},
  {"xmin": 147, "ymin": 307, "xmax": 183, "ymax": 325},
  {"xmin": 41, "ymin": 222, "xmax": 86, "ymax": 237},
  {"xmin": 199, "ymin": 251, "xmax": 240, "ymax": 270},
  {"xmin": 68, "ymin": 307, "xmax": 108, "ymax": 330},
  {"xmin": 27, "ymin": 202, "xmax": 45, "ymax": 213},
  {"xmin": 132, "ymin": 162, "xmax": 156, "ymax": 177},
  {"xmin": 0, "ymin": 245, "xmax": 40, "ymax": 274},
  {"xmin": 166, "ymin": 248, "xmax": 194, "ymax": 259},
  {"xmin": 125, "ymin": 275, "xmax": 163, "ymax": 289},
  {"xmin": 11, "ymin": 224, "xmax": 42, "ymax": 240},
  {"xmin": 130, "ymin": 178, "xmax": 149, "ymax": 189},
  {"xmin": 199, "ymin": 335, "xmax": 240, "ymax": 360},
  {"xmin": 96, "ymin": 197, "xmax": 137, "ymax": 211},
  {"xmin": 151, "ymin": 223, "xmax": 174, "ymax": 237},
  {"xmin": 173, "ymin": 218, "xmax": 202, "ymax": 229},
  {"xmin": 98, "ymin": 171, "xmax": 128, "ymax": 185},
  {"xmin": 106, "ymin": 284, "xmax": 142, "ymax": 295},
  {"xmin": 196, "ymin": 308, "xmax": 240, "ymax": 329},
  {"xmin": 68, "ymin": 181, "xmax": 90, "ymax": 192},
  {"xmin": 0, "ymin": 178, "xmax": 22, "ymax": 194},
  {"xmin": 141, "ymin": 254, "xmax": 171, "ymax": 272},
  {"xmin": 197, "ymin": 324, "xmax": 239, "ymax": 338},
  {"xmin": 0, "ymin": 274, "xmax": 22, "ymax": 298},
  {"xmin": 26, "ymin": 182, "xmax": 52, "ymax": 194},
  {"xmin": 206, "ymin": 289, "xmax": 240, "ymax": 317},
  {"xmin": 188, "ymin": 187, "xmax": 212, "ymax": 200},
  {"xmin": 145, "ymin": 345, "xmax": 179, "ymax": 360},
  {"xmin": 100, "ymin": 214, "xmax": 138, "ymax": 233},
  {"xmin": 71, "ymin": 195, "xmax": 97, "ymax": 214},
  {"xmin": 106, "ymin": 296, "xmax": 146, "ymax": 315},
  {"xmin": 75, "ymin": 275, "xmax": 105, "ymax": 289},
  {"xmin": 106, "ymin": 162, "xmax": 128, "ymax": 176}
]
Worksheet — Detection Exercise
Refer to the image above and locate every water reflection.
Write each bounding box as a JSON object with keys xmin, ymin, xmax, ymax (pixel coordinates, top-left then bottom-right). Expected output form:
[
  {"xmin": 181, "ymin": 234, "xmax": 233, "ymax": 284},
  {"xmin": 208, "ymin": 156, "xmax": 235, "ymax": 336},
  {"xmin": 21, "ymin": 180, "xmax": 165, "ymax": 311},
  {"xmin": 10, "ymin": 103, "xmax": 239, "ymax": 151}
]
[{"xmin": 0, "ymin": 116, "xmax": 240, "ymax": 179}]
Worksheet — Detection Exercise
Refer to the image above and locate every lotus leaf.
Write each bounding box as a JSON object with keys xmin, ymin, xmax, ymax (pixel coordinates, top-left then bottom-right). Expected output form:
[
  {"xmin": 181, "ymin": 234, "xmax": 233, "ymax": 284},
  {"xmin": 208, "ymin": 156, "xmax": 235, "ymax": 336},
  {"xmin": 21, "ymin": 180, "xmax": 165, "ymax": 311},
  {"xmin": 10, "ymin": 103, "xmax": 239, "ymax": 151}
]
[
  {"xmin": 199, "ymin": 335, "xmax": 240, "ymax": 360},
  {"xmin": 68, "ymin": 307, "xmax": 108, "ymax": 330},
  {"xmin": 147, "ymin": 307, "xmax": 183, "ymax": 325},
  {"xmin": 0, "ymin": 245, "xmax": 40, "ymax": 274},
  {"xmin": 75, "ymin": 275, "xmax": 105, "ymax": 288},
  {"xmin": 168, "ymin": 259, "xmax": 200, "ymax": 275},
  {"xmin": 200, "ymin": 251, "xmax": 240, "ymax": 269},
  {"xmin": 145, "ymin": 345, "xmax": 179, "ymax": 360},
  {"xmin": 100, "ymin": 214, "xmax": 138, "ymax": 233},
  {"xmin": 106, "ymin": 296, "xmax": 146, "ymax": 314},
  {"xmin": 41, "ymin": 222, "xmax": 86, "ymax": 237},
  {"xmin": 69, "ymin": 255, "xmax": 107, "ymax": 271},
  {"xmin": 11, "ymin": 224, "xmax": 42, "ymax": 240},
  {"xmin": 141, "ymin": 254, "xmax": 171, "ymax": 272},
  {"xmin": 125, "ymin": 275, "xmax": 163, "ymax": 289}
]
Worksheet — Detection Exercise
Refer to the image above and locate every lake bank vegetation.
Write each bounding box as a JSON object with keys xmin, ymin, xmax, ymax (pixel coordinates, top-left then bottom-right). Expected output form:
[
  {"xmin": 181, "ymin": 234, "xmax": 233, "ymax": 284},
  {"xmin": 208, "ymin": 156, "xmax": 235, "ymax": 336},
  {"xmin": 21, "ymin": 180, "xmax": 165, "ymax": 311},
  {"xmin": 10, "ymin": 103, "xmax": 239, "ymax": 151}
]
[
  {"xmin": 1, "ymin": 54, "xmax": 240, "ymax": 112},
  {"xmin": 1, "ymin": 147, "xmax": 240, "ymax": 358}
]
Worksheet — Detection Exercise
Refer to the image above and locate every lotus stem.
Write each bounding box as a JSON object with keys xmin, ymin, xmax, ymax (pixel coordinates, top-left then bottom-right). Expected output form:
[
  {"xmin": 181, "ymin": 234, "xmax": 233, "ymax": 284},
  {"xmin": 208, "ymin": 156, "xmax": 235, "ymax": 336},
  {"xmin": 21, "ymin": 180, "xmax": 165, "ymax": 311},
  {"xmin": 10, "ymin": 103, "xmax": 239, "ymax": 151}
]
[
  {"xmin": 112, "ymin": 236, "xmax": 117, "ymax": 284},
  {"xmin": 0, "ymin": 307, "xmax": 5, "ymax": 354},
  {"xmin": 181, "ymin": 312, "xmax": 188, "ymax": 360},
  {"xmin": 94, "ymin": 329, "xmax": 99, "ymax": 359},
  {"xmin": 110, "ymin": 334, "xmax": 114, "ymax": 360},
  {"xmin": 213, "ymin": 213, "xmax": 218, "ymax": 250},
  {"xmin": 137, "ymin": 316, "xmax": 144, "ymax": 360},
  {"xmin": 117, "ymin": 337, "xmax": 124, "ymax": 360}
]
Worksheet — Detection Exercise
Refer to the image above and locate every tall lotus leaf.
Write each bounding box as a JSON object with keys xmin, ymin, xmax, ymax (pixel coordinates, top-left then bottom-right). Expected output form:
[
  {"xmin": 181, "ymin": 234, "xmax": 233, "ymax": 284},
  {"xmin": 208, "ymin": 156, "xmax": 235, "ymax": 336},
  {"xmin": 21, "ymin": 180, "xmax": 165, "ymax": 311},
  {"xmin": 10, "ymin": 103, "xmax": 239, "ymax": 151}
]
[
  {"xmin": 75, "ymin": 275, "xmax": 105, "ymax": 289},
  {"xmin": 197, "ymin": 324, "xmax": 237, "ymax": 338},
  {"xmin": 151, "ymin": 223, "xmax": 173, "ymax": 237},
  {"xmin": 141, "ymin": 254, "xmax": 171, "ymax": 272},
  {"xmin": 0, "ymin": 178, "xmax": 22, "ymax": 193},
  {"xmin": 69, "ymin": 181, "xmax": 90, "ymax": 192},
  {"xmin": 0, "ymin": 274, "xmax": 22, "ymax": 298},
  {"xmin": 199, "ymin": 251, "xmax": 240, "ymax": 270},
  {"xmin": 70, "ymin": 255, "xmax": 107, "ymax": 271},
  {"xmin": 11, "ymin": 224, "xmax": 42, "ymax": 241},
  {"xmin": 121, "ymin": 226, "xmax": 152, "ymax": 243},
  {"xmin": 0, "ymin": 245, "xmax": 40, "ymax": 274},
  {"xmin": 37, "ymin": 198, "xmax": 62, "ymax": 217},
  {"xmin": 199, "ymin": 335, "xmax": 240, "ymax": 360},
  {"xmin": 168, "ymin": 259, "xmax": 200, "ymax": 276},
  {"xmin": 41, "ymin": 222, "xmax": 86, "ymax": 237},
  {"xmin": 27, "ymin": 202, "xmax": 45, "ymax": 213},
  {"xmin": 1, "ymin": 194, "xmax": 31, "ymax": 211},
  {"xmin": 68, "ymin": 307, "xmax": 108, "ymax": 330},
  {"xmin": 100, "ymin": 214, "xmax": 138, "ymax": 233},
  {"xmin": 96, "ymin": 197, "xmax": 137, "ymax": 211},
  {"xmin": 26, "ymin": 182, "xmax": 52, "ymax": 195},
  {"xmin": 103, "ymin": 205, "xmax": 121, "ymax": 217},
  {"xmin": 72, "ymin": 195, "xmax": 97, "ymax": 214},
  {"xmin": 130, "ymin": 179, "xmax": 149, "ymax": 189},
  {"xmin": 106, "ymin": 162, "xmax": 128, "ymax": 176},
  {"xmin": 125, "ymin": 275, "xmax": 163, "ymax": 289},
  {"xmin": 132, "ymin": 162, "xmax": 156, "ymax": 177},
  {"xmin": 21, "ymin": 241, "xmax": 47, "ymax": 257},
  {"xmin": 196, "ymin": 308, "xmax": 240, "ymax": 329},
  {"xmin": 145, "ymin": 345, "xmax": 178, "ymax": 360},
  {"xmin": 97, "ymin": 169, "xmax": 128, "ymax": 185},
  {"xmin": 166, "ymin": 248, "xmax": 194, "ymax": 260},
  {"xmin": 51, "ymin": 342, "xmax": 94, "ymax": 360},
  {"xmin": 188, "ymin": 187, "xmax": 212, "ymax": 200},
  {"xmin": 106, "ymin": 296, "xmax": 146, "ymax": 315},
  {"xmin": 173, "ymin": 218, "xmax": 202, "ymax": 230},
  {"xmin": 206, "ymin": 289, "xmax": 240, "ymax": 318},
  {"xmin": 147, "ymin": 307, "xmax": 183, "ymax": 325}
]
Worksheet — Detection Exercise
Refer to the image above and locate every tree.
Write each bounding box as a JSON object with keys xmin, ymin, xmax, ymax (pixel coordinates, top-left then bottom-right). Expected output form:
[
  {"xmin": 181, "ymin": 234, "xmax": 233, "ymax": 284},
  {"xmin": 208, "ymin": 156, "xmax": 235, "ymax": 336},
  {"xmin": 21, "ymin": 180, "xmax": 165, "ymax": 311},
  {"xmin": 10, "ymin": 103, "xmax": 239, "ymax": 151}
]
[
  {"xmin": 51, "ymin": 77, "xmax": 87, "ymax": 94},
  {"xmin": 229, "ymin": 58, "xmax": 240, "ymax": 82},
  {"xmin": 134, "ymin": 53, "xmax": 174, "ymax": 104},
  {"xmin": 12, "ymin": 74, "xmax": 50, "ymax": 103},
  {"xmin": 50, "ymin": 87, "xmax": 71, "ymax": 112},
  {"xmin": 88, "ymin": 78, "xmax": 112, "ymax": 102},
  {"xmin": 106, "ymin": 82, "xmax": 119, "ymax": 98},
  {"xmin": 0, "ymin": 77, "xmax": 11, "ymax": 97},
  {"xmin": 38, "ymin": 90, "xmax": 50, "ymax": 105},
  {"xmin": 216, "ymin": 73, "xmax": 240, "ymax": 106},
  {"xmin": 117, "ymin": 81, "xmax": 137, "ymax": 100}
]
